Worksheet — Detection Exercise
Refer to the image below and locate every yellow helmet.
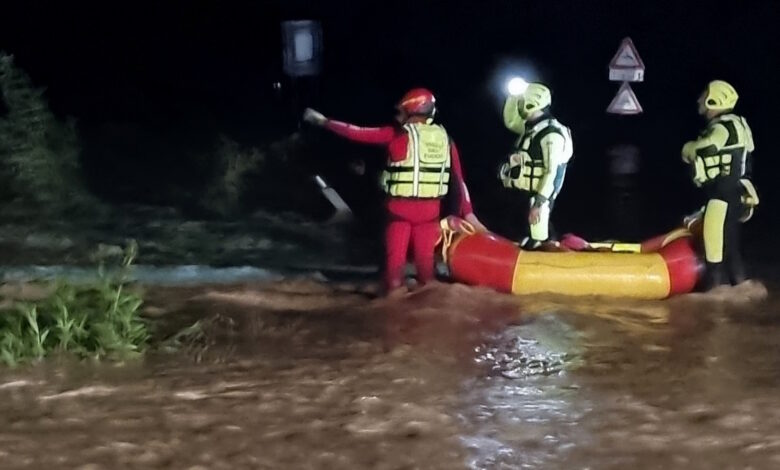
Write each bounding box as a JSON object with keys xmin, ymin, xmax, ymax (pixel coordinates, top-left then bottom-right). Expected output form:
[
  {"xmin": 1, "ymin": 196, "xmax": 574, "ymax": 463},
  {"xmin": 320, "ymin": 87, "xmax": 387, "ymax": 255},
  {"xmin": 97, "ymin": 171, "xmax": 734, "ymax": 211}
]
[
  {"xmin": 703, "ymin": 80, "xmax": 738, "ymax": 111},
  {"xmin": 519, "ymin": 83, "xmax": 552, "ymax": 118}
]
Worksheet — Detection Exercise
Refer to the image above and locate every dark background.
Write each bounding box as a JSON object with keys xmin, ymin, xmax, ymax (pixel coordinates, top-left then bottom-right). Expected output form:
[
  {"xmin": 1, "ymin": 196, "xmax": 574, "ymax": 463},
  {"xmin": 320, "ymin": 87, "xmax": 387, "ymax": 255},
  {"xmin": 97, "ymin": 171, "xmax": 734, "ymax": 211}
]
[{"xmin": 0, "ymin": 0, "xmax": 777, "ymax": 241}]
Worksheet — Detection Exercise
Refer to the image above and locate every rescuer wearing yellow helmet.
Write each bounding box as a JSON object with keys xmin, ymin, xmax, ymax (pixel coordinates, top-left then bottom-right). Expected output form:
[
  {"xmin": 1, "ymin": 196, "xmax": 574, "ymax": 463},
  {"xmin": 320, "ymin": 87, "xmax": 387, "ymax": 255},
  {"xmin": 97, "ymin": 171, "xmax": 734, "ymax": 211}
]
[
  {"xmin": 681, "ymin": 80, "xmax": 757, "ymax": 288},
  {"xmin": 499, "ymin": 83, "xmax": 574, "ymax": 249}
]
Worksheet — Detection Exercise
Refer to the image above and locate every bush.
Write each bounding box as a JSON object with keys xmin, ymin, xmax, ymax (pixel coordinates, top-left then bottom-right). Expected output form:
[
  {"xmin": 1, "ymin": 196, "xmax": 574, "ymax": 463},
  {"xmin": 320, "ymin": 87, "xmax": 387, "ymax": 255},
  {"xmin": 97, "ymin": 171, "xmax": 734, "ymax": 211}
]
[
  {"xmin": 200, "ymin": 132, "xmax": 332, "ymax": 218},
  {"xmin": 0, "ymin": 242, "xmax": 148, "ymax": 366},
  {"xmin": 200, "ymin": 134, "xmax": 266, "ymax": 217}
]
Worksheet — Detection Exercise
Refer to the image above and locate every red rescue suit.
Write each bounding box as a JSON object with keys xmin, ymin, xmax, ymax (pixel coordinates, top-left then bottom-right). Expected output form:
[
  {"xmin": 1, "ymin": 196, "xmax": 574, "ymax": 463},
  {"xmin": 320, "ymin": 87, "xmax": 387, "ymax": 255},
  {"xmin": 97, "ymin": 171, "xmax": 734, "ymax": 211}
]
[{"xmin": 325, "ymin": 120, "xmax": 475, "ymax": 291}]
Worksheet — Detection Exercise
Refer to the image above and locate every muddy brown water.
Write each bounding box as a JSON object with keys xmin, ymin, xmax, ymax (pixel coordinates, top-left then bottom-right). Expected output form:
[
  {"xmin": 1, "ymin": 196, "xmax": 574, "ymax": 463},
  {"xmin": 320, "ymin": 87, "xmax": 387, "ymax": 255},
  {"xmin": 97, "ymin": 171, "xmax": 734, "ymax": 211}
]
[{"xmin": 0, "ymin": 279, "xmax": 778, "ymax": 469}]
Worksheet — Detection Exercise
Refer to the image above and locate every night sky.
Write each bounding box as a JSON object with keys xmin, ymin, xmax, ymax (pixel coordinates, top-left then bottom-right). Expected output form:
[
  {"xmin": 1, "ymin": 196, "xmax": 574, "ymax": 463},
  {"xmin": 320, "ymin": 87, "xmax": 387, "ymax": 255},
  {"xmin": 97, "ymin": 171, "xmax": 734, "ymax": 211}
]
[{"xmin": 1, "ymin": 0, "xmax": 778, "ymax": 238}]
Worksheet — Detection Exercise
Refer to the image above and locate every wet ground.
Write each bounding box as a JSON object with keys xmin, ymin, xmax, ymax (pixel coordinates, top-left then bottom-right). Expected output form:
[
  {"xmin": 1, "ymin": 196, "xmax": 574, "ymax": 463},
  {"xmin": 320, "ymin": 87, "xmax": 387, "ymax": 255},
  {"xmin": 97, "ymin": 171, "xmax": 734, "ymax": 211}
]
[{"xmin": 0, "ymin": 277, "xmax": 777, "ymax": 469}]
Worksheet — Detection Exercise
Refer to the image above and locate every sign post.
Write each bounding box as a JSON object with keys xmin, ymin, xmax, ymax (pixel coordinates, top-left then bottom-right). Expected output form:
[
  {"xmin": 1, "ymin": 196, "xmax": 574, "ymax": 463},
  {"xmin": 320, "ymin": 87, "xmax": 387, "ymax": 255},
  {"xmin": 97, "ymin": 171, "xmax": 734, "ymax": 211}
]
[
  {"xmin": 607, "ymin": 37, "xmax": 645, "ymax": 115},
  {"xmin": 606, "ymin": 38, "xmax": 646, "ymax": 237}
]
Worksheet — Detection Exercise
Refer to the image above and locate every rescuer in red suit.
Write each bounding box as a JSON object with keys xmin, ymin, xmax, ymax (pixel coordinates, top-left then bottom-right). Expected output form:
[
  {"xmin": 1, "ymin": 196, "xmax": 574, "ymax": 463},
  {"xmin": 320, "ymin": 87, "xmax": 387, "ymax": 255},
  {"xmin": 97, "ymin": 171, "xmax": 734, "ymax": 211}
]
[{"xmin": 303, "ymin": 88, "xmax": 485, "ymax": 294}]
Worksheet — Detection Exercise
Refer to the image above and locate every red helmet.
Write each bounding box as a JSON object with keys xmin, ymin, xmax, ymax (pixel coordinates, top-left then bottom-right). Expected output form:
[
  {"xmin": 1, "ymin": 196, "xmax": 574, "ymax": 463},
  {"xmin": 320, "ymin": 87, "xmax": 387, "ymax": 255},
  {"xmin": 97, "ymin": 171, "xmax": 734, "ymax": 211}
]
[{"xmin": 397, "ymin": 88, "xmax": 436, "ymax": 117}]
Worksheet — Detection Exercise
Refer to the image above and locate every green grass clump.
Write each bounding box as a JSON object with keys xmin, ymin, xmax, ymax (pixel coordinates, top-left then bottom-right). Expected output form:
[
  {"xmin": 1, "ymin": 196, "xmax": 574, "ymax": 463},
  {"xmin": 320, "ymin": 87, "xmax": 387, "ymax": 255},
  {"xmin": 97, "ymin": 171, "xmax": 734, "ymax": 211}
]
[{"xmin": 0, "ymin": 242, "xmax": 149, "ymax": 366}]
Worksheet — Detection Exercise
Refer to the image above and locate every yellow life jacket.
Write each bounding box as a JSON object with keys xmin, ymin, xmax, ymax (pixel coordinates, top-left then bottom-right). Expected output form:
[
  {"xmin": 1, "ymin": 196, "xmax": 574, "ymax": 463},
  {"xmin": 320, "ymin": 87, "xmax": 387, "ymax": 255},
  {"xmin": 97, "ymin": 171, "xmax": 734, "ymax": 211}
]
[
  {"xmin": 690, "ymin": 114, "xmax": 753, "ymax": 186},
  {"xmin": 506, "ymin": 118, "xmax": 573, "ymax": 193},
  {"xmin": 381, "ymin": 123, "xmax": 451, "ymax": 198}
]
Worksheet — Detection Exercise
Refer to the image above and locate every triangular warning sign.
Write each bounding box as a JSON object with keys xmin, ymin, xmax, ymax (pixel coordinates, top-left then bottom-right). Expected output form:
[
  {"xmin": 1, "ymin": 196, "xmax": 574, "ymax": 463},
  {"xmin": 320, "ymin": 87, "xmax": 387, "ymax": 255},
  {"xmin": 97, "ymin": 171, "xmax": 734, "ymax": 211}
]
[
  {"xmin": 609, "ymin": 37, "xmax": 645, "ymax": 70},
  {"xmin": 607, "ymin": 82, "xmax": 643, "ymax": 115}
]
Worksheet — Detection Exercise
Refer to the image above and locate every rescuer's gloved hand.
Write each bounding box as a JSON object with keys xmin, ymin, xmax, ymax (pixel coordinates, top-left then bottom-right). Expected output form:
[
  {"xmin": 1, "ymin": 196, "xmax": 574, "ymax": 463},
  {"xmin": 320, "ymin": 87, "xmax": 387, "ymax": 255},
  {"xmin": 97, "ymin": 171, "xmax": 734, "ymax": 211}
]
[
  {"xmin": 739, "ymin": 178, "xmax": 759, "ymax": 222},
  {"xmin": 303, "ymin": 108, "xmax": 328, "ymax": 126},
  {"xmin": 528, "ymin": 206, "xmax": 541, "ymax": 225},
  {"xmin": 681, "ymin": 141, "xmax": 697, "ymax": 163},
  {"xmin": 498, "ymin": 163, "xmax": 512, "ymax": 188}
]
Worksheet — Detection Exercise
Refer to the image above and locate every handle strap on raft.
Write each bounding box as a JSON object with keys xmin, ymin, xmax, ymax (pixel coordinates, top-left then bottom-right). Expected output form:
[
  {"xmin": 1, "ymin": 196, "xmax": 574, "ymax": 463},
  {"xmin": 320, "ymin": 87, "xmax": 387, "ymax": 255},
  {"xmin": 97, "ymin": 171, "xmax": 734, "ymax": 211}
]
[
  {"xmin": 659, "ymin": 228, "xmax": 692, "ymax": 248},
  {"xmin": 437, "ymin": 218, "xmax": 475, "ymax": 264},
  {"xmin": 588, "ymin": 242, "xmax": 642, "ymax": 253}
]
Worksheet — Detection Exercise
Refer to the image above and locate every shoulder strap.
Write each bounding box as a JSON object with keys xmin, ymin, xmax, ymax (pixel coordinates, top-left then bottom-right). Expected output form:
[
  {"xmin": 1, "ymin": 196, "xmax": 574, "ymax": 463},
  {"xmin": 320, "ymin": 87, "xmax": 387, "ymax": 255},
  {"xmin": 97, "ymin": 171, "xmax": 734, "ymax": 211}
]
[{"xmin": 531, "ymin": 119, "xmax": 565, "ymax": 143}]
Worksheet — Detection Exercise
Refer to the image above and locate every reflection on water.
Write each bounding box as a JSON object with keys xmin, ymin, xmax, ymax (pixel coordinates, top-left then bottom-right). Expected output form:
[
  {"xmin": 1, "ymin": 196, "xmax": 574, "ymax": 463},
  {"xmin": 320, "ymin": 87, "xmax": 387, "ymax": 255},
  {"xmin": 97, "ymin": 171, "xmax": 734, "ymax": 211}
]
[
  {"xmin": 0, "ymin": 280, "xmax": 778, "ymax": 469},
  {"xmin": 607, "ymin": 144, "xmax": 644, "ymax": 240},
  {"xmin": 463, "ymin": 319, "xmax": 587, "ymax": 469}
]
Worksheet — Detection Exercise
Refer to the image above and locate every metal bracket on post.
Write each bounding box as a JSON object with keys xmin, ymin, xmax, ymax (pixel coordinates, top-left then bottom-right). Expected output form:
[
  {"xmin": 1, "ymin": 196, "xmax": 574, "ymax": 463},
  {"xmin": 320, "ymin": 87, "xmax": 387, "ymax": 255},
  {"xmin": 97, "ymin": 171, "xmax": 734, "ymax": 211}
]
[{"xmin": 314, "ymin": 175, "xmax": 353, "ymax": 224}]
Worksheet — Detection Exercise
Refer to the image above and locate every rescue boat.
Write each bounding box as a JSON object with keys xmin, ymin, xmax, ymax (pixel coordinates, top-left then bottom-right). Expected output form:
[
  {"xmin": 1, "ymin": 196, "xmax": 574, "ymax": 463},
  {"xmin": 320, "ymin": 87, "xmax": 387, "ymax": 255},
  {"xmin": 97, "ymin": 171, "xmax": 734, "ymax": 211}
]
[{"xmin": 439, "ymin": 218, "xmax": 703, "ymax": 300}]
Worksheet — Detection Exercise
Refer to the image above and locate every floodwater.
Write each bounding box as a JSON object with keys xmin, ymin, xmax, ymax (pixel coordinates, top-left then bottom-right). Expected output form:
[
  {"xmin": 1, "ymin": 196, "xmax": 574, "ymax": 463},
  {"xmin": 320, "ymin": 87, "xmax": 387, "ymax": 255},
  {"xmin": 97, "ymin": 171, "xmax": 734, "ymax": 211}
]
[{"xmin": 0, "ymin": 278, "xmax": 778, "ymax": 469}]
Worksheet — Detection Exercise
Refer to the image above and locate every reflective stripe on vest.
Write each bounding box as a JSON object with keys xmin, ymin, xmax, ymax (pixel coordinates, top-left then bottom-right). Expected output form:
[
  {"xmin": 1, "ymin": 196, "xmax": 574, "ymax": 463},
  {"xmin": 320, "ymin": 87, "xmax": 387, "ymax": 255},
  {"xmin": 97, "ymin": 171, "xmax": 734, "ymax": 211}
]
[
  {"xmin": 693, "ymin": 114, "xmax": 751, "ymax": 185},
  {"xmin": 382, "ymin": 123, "xmax": 451, "ymax": 198},
  {"xmin": 508, "ymin": 119, "xmax": 572, "ymax": 193}
]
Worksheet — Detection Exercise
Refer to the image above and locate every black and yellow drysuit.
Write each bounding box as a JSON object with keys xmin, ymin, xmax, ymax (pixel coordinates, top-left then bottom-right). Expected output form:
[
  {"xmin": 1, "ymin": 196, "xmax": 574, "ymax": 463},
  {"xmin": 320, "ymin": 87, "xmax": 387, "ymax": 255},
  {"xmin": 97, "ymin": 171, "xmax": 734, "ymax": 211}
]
[
  {"xmin": 682, "ymin": 109, "xmax": 756, "ymax": 287},
  {"xmin": 499, "ymin": 83, "xmax": 574, "ymax": 249}
]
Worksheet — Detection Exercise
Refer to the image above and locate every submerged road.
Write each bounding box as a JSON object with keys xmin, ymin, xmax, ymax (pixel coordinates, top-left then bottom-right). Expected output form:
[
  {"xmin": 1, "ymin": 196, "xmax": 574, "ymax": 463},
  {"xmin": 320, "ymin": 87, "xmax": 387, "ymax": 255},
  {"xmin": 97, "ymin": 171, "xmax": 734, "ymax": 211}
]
[{"xmin": 0, "ymin": 278, "xmax": 776, "ymax": 469}]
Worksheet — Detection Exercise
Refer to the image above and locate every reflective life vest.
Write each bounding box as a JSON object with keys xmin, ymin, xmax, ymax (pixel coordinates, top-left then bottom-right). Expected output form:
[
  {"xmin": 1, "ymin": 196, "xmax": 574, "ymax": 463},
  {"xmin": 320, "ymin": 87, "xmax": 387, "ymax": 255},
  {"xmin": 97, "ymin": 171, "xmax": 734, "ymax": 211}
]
[
  {"xmin": 381, "ymin": 123, "xmax": 451, "ymax": 198},
  {"xmin": 506, "ymin": 118, "xmax": 573, "ymax": 193},
  {"xmin": 690, "ymin": 114, "xmax": 753, "ymax": 186}
]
